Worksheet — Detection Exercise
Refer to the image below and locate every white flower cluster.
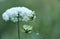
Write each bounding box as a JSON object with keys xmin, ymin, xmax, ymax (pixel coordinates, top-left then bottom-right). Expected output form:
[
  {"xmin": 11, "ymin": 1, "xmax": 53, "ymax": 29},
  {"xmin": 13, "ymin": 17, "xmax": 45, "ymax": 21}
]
[
  {"xmin": 23, "ymin": 24, "xmax": 33, "ymax": 33},
  {"xmin": 2, "ymin": 7, "xmax": 36, "ymax": 22}
]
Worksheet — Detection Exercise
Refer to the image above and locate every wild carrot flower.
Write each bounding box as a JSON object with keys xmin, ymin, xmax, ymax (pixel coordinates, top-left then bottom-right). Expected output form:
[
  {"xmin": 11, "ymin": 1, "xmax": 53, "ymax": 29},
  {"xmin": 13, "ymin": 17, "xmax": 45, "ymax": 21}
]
[{"xmin": 2, "ymin": 7, "xmax": 36, "ymax": 22}]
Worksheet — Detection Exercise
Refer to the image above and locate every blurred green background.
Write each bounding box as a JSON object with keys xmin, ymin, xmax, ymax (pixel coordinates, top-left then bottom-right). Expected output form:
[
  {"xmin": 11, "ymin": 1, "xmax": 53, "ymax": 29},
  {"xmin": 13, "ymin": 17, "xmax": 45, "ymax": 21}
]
[{"xmin": 0, "ymin": 0, "xmax": 60, "ymax": 39}]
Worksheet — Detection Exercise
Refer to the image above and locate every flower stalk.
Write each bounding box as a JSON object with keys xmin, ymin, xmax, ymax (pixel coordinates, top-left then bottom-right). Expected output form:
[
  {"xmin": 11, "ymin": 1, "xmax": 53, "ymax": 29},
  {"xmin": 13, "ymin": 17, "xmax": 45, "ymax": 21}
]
[{"xmin": 17, "ymin": 13, "xmax": 20, "ymax": 39}]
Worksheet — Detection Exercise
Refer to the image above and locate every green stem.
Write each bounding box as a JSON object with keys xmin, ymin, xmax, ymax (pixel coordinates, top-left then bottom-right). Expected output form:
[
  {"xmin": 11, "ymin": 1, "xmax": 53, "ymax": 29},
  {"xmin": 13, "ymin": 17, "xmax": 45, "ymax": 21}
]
[
  {"xmin": 25, "ymin": 33, "xmax": 27, "ymax": 39},
  {"xmin": 18, "ymin": 13, "xmax": 20, "ymax": 39}
]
